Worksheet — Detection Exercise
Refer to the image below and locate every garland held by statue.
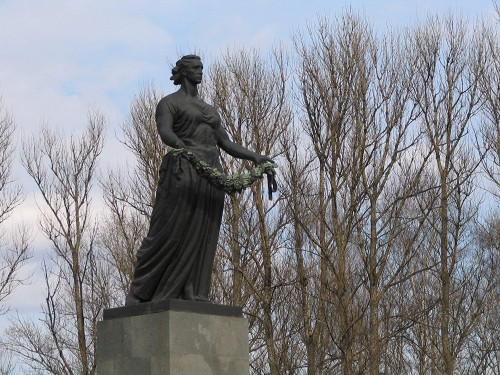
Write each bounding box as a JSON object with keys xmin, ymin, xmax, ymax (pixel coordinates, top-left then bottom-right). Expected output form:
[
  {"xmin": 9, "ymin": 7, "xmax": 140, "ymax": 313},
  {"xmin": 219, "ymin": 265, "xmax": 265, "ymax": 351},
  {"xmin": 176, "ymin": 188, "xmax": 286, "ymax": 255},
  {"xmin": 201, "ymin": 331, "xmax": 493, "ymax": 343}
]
[{"xmin": 170, "ymin": 148, "xmax": 278, "ymax": 199}]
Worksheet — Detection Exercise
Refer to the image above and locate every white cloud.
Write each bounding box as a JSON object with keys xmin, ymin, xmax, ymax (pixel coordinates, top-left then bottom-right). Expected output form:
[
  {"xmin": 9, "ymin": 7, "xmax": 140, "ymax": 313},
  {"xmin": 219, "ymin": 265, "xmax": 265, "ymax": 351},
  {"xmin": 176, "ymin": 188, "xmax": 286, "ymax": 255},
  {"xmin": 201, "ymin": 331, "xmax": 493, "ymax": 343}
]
[{"xmin": 0, "ymin": 0, "xmax": 172, "ymax": 133}]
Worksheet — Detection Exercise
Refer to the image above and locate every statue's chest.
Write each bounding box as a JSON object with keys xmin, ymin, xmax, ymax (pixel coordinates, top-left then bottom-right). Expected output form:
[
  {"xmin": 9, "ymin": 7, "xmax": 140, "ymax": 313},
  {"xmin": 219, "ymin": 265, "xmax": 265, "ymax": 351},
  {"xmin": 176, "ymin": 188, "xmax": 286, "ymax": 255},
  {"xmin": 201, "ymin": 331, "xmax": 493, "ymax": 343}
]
[{"xmin": 179, "ymin": 101, "xmax": 221, "ymax": 127}]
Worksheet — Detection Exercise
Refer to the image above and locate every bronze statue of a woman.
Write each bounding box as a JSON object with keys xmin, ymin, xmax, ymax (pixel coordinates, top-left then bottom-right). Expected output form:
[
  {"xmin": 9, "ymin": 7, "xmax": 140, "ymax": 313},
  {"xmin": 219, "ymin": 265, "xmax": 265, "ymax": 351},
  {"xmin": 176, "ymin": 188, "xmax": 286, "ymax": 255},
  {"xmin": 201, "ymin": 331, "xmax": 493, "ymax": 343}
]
[{"xmin": 125, "ymin": 55, "xmax": 275, "ymax": 305}]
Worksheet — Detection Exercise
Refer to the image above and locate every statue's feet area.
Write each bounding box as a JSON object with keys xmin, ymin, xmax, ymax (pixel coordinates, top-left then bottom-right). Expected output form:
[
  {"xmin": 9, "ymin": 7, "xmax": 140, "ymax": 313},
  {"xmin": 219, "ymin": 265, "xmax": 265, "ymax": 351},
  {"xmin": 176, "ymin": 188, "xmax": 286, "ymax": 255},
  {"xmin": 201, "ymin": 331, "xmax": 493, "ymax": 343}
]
[
  {"xmin": 125, "ymin": 290, "xmax": 142, "ymax": 305},
  {"xmin": 194, "ymin": 295, "xmax": 211, "ymax": 303},
  {"xmin": 125, "ymin": 289, "xmax": 212, "ymax": 305},
  {"xmin": 181, "ymin": 293, "xmax": 211, "ymax": 303}
]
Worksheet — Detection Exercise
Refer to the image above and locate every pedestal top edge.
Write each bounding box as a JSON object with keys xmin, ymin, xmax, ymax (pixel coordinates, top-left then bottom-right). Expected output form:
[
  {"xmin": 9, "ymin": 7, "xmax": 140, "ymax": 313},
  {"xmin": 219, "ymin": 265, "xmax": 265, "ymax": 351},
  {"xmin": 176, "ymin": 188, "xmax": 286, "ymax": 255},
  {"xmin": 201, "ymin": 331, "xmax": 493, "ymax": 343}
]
[{"xmin": 102, "ymin": 299, "xmax": 243, "ymax": 320}]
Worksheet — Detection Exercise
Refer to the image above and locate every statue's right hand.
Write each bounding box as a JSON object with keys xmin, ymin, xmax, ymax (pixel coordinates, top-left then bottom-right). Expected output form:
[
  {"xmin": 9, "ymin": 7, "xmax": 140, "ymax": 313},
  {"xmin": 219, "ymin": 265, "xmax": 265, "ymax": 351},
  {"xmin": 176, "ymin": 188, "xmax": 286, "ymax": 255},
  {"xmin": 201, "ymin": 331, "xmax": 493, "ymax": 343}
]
[{"xmin": 254, "ymin": 154, "xmax": 274, "ymax": 165}]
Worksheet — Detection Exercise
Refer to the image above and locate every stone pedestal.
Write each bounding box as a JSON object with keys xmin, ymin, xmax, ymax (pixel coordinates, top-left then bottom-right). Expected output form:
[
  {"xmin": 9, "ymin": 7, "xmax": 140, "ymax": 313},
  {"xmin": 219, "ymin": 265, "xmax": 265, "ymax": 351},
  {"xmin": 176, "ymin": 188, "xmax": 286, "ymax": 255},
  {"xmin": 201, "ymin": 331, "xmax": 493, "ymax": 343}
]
[{"xmin": 96, "ymin": 300, "xmax": 249, "ymax": 375}]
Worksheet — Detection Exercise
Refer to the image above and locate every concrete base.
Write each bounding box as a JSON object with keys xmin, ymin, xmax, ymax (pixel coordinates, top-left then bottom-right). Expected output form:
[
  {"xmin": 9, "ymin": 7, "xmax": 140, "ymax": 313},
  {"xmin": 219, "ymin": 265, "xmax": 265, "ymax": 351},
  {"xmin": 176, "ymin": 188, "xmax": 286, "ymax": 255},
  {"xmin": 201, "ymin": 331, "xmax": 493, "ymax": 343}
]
[{"xmin": 96, "ymin": 300, "xmax": 249, "ymax": 375}]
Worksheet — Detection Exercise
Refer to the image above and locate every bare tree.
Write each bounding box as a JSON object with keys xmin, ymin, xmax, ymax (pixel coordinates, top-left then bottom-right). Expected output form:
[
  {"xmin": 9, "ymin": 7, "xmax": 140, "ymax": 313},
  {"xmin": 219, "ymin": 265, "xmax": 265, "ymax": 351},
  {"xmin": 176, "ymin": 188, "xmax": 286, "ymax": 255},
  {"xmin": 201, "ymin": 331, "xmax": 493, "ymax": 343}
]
[
  {"xmin": 408, "ymin": 15, "xmax": 490, "ymax": 375},
  {"xmin": 471, "ymin": 15, "xmax": 500, "ymax": 375},
  {"xmin": 294, "ymin": 13, "xmax": 377, "ymax": 374},
  {"xmin": 345, "ymin": 25, "xmax": 430, "ymax": 375},
  {"xmin": 0, "ymin": 99, "xmax": 30, "ymax": 315},
  {"xmin": 0, "ymin": 348, "xmax": 15, "ymax": 375},
  {"xmin": 6, "ymin": 111, "xmax": 106, "ymax": 375},
  {"xmin": 467, "ymin": 213, "xmax": 500, "ymax": 374},
  {"xmin": 479, "ymin": 14, "xmax": 500, "ymax": 194},
  {"xmin": 280, "ymin": 123, "xmax": 332, "ymax": 375},
  {"xmin": 206, "ymin": 47, "xmax": 294, "ymax": 375},
  {"xmin": 0, "ymin": 100, "xmax": 31, "ymax": 375}
]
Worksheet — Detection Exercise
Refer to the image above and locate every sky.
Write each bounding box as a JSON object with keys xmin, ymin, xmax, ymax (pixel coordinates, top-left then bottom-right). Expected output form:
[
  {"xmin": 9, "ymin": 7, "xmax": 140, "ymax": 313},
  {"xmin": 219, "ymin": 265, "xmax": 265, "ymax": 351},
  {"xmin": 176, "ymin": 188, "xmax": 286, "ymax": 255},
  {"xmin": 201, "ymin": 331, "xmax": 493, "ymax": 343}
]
[{"xmin": 0, "ymin": 0, "xmax": 497, "ymax": 332}]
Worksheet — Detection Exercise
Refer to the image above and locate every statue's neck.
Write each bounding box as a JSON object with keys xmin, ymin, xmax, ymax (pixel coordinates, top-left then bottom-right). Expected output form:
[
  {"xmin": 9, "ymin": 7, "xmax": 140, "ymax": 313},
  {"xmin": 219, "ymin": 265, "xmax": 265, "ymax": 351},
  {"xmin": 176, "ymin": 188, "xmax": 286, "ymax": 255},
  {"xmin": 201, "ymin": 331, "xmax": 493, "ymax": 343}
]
[{"xmin": 180, "ymin": 81, "xmax": 198, "ymax": 97}]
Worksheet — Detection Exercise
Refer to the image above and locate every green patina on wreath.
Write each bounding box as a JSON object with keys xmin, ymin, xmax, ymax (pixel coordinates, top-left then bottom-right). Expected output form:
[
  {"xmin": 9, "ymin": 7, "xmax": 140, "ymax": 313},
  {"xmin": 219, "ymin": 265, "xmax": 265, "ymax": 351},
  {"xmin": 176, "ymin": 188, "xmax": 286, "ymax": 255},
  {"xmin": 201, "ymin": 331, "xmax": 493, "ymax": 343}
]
[{"xmin": 170, "ymin": 147, "xmax": 278, "ymax": 198}]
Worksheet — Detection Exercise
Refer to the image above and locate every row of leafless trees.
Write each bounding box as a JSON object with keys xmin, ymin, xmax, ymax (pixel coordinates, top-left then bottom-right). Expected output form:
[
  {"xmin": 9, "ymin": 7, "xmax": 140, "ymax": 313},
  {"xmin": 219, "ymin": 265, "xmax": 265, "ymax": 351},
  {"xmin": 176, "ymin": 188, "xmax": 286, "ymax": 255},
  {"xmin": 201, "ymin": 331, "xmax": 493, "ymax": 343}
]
[{"xmin": 1, "ymin": 11, "xmax": 500, "ymax": 375}]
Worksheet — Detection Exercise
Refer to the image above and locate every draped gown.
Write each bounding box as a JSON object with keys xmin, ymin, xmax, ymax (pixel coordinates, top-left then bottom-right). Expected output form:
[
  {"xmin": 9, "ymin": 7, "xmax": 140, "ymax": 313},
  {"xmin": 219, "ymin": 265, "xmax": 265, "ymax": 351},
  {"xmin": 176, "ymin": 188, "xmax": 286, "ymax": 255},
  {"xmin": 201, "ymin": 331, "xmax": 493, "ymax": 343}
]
[{"xmin": 128, "ymin": 91, "xmax": 225, "ymax": 302}]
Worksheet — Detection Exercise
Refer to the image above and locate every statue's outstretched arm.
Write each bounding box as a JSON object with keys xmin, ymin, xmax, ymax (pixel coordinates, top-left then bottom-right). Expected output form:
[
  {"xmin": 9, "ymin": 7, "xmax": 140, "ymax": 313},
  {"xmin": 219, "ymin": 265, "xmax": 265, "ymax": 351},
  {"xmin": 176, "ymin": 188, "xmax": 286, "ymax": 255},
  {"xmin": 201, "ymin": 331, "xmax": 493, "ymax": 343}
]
[{"xmin": 216, "ymin": 124, "xmax": 273, "ymax": 165}]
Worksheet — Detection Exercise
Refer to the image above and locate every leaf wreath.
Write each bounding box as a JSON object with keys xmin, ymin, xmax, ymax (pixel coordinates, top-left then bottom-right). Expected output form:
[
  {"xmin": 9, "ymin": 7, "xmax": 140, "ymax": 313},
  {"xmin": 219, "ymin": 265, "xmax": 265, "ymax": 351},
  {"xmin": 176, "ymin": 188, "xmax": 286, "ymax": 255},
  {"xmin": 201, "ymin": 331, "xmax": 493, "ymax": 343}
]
[{"xmin": 170, "ymin": 148, "xmax": 278, "ymax": 199}]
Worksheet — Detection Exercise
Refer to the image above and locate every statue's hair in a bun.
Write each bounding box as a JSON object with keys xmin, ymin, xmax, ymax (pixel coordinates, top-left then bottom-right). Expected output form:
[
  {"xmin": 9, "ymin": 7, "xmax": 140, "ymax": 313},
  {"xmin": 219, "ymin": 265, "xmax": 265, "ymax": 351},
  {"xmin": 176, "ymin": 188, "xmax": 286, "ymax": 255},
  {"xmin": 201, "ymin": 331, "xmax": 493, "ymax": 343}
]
[{"xmin": 170, "ymin": 55, "xmax": 201, "ymax": 85}]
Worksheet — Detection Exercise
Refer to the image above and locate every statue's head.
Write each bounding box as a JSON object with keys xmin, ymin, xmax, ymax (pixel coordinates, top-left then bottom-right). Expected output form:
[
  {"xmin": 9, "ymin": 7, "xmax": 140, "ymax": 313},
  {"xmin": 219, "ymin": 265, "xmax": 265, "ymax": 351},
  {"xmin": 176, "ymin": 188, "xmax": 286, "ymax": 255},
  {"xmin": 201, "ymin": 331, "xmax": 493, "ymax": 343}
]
[{"xmin": 170, "ymin": 55, "xmax": 202, "ymax": 85}]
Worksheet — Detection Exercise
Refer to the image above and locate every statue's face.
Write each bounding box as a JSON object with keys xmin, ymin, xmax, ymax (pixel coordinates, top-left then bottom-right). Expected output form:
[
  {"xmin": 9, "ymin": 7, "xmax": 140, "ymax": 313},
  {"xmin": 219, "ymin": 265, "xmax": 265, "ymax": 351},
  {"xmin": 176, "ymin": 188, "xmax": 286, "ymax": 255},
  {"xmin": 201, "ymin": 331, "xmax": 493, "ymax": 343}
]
[{"xmin": 182, "ymin": 60, "xmax": 203, "ymax": 84}]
